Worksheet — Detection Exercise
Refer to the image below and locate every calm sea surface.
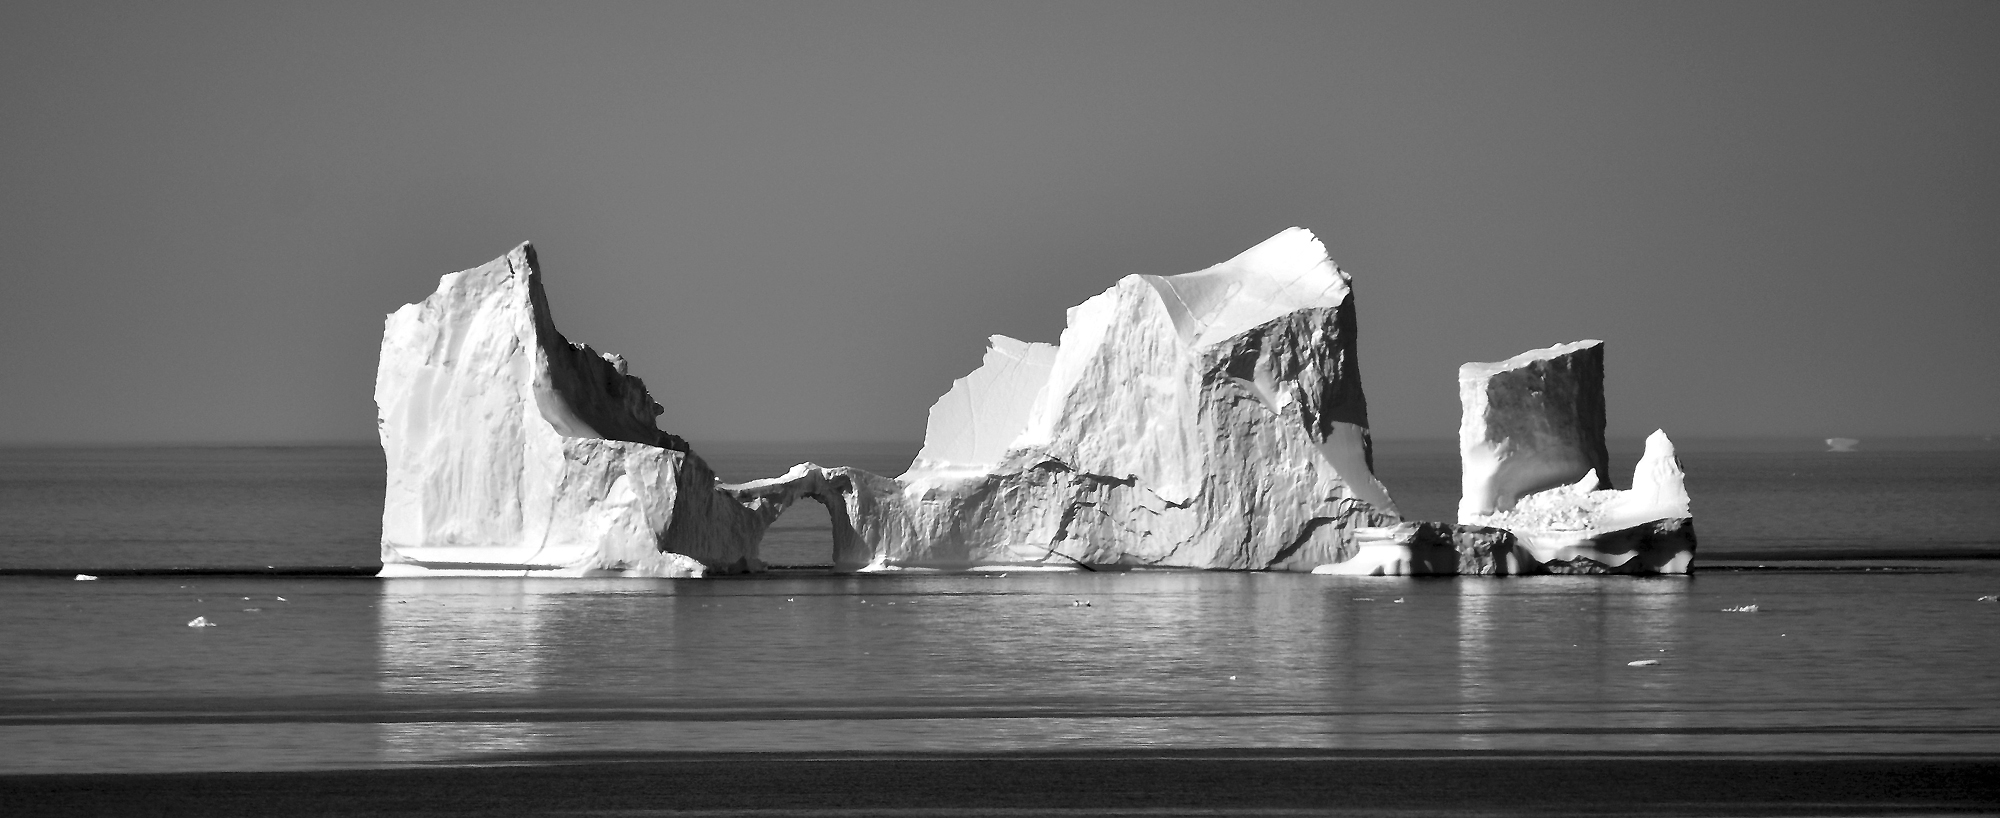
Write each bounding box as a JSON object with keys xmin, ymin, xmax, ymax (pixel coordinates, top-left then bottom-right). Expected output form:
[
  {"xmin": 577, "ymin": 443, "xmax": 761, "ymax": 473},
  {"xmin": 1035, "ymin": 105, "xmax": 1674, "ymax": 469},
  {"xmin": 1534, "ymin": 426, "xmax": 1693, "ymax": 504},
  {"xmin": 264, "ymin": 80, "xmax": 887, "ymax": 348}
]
[{"xmin": 1, "ymin": 440, "xmax": 1996, "ymax": 774}]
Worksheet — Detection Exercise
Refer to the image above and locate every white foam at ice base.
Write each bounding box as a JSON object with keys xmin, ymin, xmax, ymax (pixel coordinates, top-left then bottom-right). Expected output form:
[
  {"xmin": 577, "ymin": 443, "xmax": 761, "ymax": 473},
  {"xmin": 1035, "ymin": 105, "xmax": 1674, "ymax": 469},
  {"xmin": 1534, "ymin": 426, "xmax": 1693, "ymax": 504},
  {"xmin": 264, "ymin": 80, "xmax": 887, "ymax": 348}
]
[{"xmin": 1311, "ymin": 524, "xmax": 1458, "ymax": 576}]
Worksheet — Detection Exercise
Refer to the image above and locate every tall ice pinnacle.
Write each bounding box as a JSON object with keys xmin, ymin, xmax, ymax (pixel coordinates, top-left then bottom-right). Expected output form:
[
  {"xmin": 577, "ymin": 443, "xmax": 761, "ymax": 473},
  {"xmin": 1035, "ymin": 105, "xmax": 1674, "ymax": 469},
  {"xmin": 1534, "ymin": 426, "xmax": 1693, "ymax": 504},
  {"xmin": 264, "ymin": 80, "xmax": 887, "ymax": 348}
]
[{"xmin": 374, "ymin": 244, "xmax": 767, "ymax": 577}]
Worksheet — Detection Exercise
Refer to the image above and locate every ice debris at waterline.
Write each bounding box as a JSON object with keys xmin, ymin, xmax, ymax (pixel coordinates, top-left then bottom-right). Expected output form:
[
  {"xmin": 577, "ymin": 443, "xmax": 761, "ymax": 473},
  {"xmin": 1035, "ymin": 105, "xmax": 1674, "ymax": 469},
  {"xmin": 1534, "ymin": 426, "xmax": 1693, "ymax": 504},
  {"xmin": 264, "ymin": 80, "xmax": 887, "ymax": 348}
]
[
  {"xmin": 1458, "ymin": 429, "xmax": 1695, "ymax": 574},
  {"xmin": 374, "ymin": 244, "xmax": 766, "ymax": 578},
  {"xmin": 730, "ymin": 228, "xmax": 1401, "ymax": 571}
]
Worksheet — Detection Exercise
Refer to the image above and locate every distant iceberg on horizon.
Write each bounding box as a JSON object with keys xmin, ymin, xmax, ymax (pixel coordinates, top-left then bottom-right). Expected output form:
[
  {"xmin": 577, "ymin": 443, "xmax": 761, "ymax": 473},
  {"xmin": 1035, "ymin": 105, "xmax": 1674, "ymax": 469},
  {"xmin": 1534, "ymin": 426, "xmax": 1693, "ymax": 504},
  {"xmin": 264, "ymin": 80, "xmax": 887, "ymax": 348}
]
[{"xmin": 372, "ymin": 231, "xmax": 1694, "ymax": 577}]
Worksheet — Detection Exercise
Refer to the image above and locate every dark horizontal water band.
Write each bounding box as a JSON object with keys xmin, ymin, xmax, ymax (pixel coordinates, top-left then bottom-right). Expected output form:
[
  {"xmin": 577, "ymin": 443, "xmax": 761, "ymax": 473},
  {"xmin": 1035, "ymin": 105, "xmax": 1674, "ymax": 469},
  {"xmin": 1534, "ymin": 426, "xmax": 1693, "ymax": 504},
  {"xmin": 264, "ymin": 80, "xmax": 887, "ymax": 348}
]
[
  {"xmin": 4, "ymin": 751, "xmax": 1997, "ymax": 817},
  {"xmin": 3, "ymin": 706, "xmax": 1995, "ymax": 731},
  {"xmin": 0, "ymin": 567, "xmax": 380, "ymax": 577}
]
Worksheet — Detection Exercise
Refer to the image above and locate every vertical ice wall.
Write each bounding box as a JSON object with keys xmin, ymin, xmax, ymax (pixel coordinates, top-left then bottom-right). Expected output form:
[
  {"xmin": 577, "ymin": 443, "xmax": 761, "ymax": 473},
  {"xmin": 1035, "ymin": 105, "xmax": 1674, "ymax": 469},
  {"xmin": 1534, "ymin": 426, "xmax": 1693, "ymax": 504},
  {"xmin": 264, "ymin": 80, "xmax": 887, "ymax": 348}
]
[{"xmin": 1457, "ymin": 340, "xmax": 1611, "ymax": 519}]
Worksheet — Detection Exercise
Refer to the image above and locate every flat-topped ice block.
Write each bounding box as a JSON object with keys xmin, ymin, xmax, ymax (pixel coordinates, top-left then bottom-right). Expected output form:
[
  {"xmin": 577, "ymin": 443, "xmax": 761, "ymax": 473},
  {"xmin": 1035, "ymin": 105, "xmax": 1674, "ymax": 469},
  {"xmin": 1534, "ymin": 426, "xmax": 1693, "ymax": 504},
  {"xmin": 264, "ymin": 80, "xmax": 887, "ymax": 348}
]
[{"xmin": 1458, "ymin": 339, "xmax": 1611, "ymax": 519}]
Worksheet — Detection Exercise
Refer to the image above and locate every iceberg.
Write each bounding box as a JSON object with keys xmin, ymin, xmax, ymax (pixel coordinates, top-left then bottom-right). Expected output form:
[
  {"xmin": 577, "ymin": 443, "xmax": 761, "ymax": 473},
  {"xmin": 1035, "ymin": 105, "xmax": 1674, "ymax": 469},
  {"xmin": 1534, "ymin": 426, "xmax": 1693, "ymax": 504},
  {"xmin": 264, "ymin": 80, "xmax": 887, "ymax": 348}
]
[
  {"xmin": 1452, "ymin": 341, "xmax": 1694, "ymax": 574},
  {"xmin": 370, "ymin": 235, "xmax": 1687, "ymax": 579},
  {"xmin": 734, "ymin": 228, "xmax": 1401, "ymax": 571},
  {"xmin": 374, "ymin": 244, "xmax": 767, "ymax": 577}
]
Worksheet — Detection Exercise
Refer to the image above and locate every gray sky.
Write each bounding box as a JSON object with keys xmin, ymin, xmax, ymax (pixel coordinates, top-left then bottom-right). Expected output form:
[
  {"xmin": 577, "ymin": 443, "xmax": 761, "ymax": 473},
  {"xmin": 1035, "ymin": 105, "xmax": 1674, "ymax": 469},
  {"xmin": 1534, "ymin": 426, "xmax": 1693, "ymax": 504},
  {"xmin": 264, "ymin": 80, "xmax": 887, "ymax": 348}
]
[{"xmin": 3, "ymin": 1, "xmax": 1995, "ymax": 445}]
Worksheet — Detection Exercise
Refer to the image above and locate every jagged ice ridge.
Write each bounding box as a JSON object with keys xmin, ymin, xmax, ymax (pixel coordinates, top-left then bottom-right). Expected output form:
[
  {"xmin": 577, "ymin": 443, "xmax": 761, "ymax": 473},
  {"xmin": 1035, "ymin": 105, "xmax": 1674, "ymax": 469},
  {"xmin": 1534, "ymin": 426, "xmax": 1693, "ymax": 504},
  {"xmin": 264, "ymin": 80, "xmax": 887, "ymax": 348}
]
[{"xmin": 732, "ymin": 227, "xmax": 1402, "ymax": 571}]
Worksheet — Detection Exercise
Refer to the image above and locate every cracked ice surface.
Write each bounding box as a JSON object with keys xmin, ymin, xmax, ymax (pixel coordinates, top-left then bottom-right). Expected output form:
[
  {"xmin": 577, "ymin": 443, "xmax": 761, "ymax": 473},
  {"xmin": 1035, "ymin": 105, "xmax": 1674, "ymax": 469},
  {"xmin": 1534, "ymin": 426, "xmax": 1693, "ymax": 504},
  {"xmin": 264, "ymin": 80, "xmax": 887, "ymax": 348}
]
[
  {"xmin": 374, "ymin": 244, "xmax": 768, "ymax": 577},
  {"xmin": 739, "ymin": 228, "xmax": 1402, "ymax": 571}
]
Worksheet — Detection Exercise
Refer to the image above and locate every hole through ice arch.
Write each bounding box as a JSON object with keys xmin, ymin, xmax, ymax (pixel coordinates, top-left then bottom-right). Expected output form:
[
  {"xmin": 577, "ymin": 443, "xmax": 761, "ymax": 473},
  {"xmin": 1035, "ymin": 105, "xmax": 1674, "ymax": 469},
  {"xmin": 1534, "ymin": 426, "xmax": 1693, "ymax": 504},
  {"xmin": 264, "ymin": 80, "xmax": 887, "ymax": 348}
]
[
  {"xmin": 760, "ymin": 500, "xmax": 837, "ymax": 569},
  {"xmin": 700, "ymin": 440, "xmax": 922, "ymax": 570}
]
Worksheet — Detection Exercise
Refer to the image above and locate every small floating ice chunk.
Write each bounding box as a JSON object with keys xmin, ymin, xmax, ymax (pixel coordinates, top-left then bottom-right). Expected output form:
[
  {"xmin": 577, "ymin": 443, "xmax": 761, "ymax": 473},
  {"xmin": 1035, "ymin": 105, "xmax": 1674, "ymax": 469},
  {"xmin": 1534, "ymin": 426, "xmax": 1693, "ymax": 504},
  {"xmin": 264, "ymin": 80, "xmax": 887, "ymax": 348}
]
[
  {"xmin": 74, "ymin": 574, "xmax": 96, "ymax": 581},
  {"xmin": 187, "ymin": 616, "xmax": 216, "ymax": 628},
  {"xmin": 1627, "ymin": 659, "xmax": 1659, "ymax": 667},
  {"xmin": 1721, "ymin": 604, "xmax": 1760, "ymax": 613},
  {"xmin": 1977, "ymin": 595, "xmax": 1997, "ymax": 603}
]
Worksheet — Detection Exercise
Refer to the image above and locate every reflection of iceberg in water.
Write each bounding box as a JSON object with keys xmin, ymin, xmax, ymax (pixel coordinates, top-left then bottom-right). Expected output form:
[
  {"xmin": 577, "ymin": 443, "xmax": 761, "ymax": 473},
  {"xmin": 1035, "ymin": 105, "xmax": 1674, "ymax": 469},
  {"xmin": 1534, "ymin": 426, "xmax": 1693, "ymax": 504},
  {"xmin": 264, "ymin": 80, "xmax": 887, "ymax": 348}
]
[
  {"xmin": 1455, "ymin": 580, "xmax": 1499, "ymax": 749},
  {"xmin": 377, "ymin": 721, "xmax": 541, "ymax": 764},
  {"xmin": 1616, "ymin": 580, "xmax": 1688, "ymax": 748},
  {"xmin": 1452, "ymin": 578, "xmax": 1689, "ymax": 750},
  {"xmin": 376, "ymin": 579, "xmax": 556, "ymax": 762}
]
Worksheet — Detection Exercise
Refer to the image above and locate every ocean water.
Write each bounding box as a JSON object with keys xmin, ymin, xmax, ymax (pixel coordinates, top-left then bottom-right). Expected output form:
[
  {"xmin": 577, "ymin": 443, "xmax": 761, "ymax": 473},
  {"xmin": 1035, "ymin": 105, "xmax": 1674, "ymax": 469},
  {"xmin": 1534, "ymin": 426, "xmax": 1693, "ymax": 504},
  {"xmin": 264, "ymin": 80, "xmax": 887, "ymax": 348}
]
[{"xmin": 0, "ymin": 440, "xmax": 1996, "ymax": 774}]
